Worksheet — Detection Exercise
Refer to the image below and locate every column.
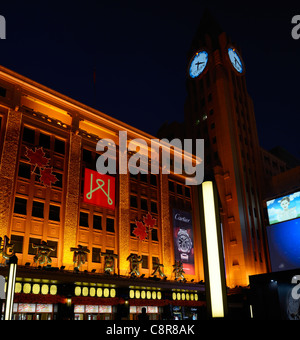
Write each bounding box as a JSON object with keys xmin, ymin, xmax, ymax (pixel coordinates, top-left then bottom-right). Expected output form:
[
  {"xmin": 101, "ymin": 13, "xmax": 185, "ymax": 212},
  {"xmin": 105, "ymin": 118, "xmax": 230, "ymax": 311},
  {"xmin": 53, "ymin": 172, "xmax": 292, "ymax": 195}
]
[
  {"xmin": 0, "ymin": 109, "xmax": 22, "ymax": 237},
  {"xmin": 63, "ymin": 132, "xmax": 82, "ymax": 266}
]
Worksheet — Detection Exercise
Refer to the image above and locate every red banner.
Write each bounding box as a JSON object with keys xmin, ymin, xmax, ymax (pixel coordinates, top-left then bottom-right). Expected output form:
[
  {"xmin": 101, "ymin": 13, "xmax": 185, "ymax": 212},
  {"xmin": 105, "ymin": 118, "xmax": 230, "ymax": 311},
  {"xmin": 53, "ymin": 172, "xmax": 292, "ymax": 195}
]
[{"xmin": 83, "ymin": 169, "xmax": 115, "ymax": 210}]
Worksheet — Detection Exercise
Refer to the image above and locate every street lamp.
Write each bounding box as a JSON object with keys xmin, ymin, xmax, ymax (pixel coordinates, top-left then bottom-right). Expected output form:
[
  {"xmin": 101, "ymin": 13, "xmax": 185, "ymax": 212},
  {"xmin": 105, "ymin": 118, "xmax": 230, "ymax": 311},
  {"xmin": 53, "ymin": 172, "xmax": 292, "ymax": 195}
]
[{"xmin": 4, "ymin": 254, "xmax": 18, "ymax": 320}]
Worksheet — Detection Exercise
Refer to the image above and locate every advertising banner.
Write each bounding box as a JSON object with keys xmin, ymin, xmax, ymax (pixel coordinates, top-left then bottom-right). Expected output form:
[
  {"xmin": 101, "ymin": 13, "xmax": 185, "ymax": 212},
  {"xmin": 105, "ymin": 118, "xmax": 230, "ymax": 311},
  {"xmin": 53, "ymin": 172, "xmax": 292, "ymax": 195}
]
[
  {"xmin": 83, "ymin": 168, "xmax": 115, "ymax": 210},
  {"xmin": 172, "ymin": 208, "xmax": 195, "ymax": 275}
]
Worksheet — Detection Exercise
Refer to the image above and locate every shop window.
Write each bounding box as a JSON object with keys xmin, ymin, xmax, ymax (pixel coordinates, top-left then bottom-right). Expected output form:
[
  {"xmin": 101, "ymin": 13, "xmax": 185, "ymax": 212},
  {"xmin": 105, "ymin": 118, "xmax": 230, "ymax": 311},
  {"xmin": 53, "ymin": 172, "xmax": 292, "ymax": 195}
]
[
  {"xmin": 32, "ymin": 201, "xmax": 44, "ymax": 218},
  {"xmin": 92, "ymin": 247, "xmax": 101, "ymax": 263},
  {"xmin": 14, "ymin": 197, "xmax": 27, "ymax": 215},
  {"xmin": 49, "ymin": 205, "xmax": 60, "ymax": 222},
  {"xmin": 10, "ymin": 235, "xmax": 23, "ymax": 253},
  {"xmin": 79, "ymin": 212, "xmax": 89, "ymax": 228},
  {"xmin": 23, "ymin": 127, "xmax": 35, "ymax": 144},
  {"xmin": 106, "ymin": 218, "xmax": 115, "ymax": 233},
  {"xmin": 93, "ymin": 215, "xmax": 102, "ymax": 230},
  {"xmin": 18, "ymin": 162, "xmax": 31, "ymax": 179}
]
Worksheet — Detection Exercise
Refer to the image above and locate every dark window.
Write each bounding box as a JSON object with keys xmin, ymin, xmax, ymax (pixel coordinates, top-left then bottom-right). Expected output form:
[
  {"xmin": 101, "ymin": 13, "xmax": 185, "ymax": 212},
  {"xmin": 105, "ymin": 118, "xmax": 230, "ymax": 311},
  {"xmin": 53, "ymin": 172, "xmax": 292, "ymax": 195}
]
[
  {"xmin": 130, "ymin": 195, "xmax": 138, "ymax": 208},
  {"xmin": 0, "ymin": 86, "xmax": 6, "ymax": 97},
  {"xmin": 39, "ymin": 133, "xmax": 51, "ymax": 149},
  {"xmin": 151, "ymin": 201, "xmax": 158, "ymax": 214},
  {"xmin": 130, "ymin": 223, "xmax": 137, "ymax": 237},
  {"xmin": 28, "ymin": 238, "xmax": 41, "ymax": 255},
  {"xmin": 18, "ymin": 162, "xmax": 31, "ymax": 179},
  {"xmin": 152, "ymin": 229, "xmax": 158, "ymax": 242},
  {"xmin": 93, "ymin": 215, "xmax": 102, "ymax": 230},
  {"xmin": 141, "ymin": 198, "xmax": 148, "ymax": 211},
  {"xmin": 53, "ymin": 172, "xmax": 63, "ymax": 188},
  {"xmin": 10, "ymin": 235, "xmax": 23, "ymax": 253},
  {"xmin": 150, "ymin": 175, "xmax": 157, "ymax": 186},
  {"xmin": 168, "ymin": 181, "xmax": 174, "ymax": 192},
  {"xmin": 79, "ymin": 212, "xmax": 89, "ymax": 228},
  {"xmin": 32, "ymin": 201, "xmax": 44, "ymax": 218},
  {"xmin": 47, "ymin": 240, "xmax": 58, "ymax": 258},
  {"xmin": 49, "ymin": 205, "xmax": 60, "ymax": 221},
  {"xmin": 14, "ymin": 197, "xmax": 27, "ymax": 215},
  {"xmin": 142, "ymin": 255, "xmax": 148, "ymax": 269},
  {"xmin": 54, "ymin": 139, "xmax": 65, "ymax": 154},
  {"xmin": 140, "ymin": 174, "xmax": 148, "ymax": 183},
  {"xmin": 23, "ymin": 127, "xmax": 35, "ymax": 144},
  {"xmin": 106, "ymin": 218, "xmax": 115, "ymax": 233},
  {"xmin": 177, "ymin": 184, "xmax": 183, "ymax": 195},
  {"xmin": 92, "ymin": 247, "xmax": 101, "ymax": 263},
  {"xmin": 185, "ymin": 187, "xmax": 191, "ymax": 198}
]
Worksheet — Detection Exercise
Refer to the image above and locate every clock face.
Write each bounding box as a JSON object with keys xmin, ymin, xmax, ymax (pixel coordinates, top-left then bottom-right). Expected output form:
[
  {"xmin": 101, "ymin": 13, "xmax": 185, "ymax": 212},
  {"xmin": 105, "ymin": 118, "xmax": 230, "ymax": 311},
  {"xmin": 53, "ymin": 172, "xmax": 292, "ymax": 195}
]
[
  {"xmin": 228, "ymin": 47, "xmax": 243, "ymax": 73},
  {"xmin": 189, "ymin": 50, "xmax": 208, "ymax": 78}
]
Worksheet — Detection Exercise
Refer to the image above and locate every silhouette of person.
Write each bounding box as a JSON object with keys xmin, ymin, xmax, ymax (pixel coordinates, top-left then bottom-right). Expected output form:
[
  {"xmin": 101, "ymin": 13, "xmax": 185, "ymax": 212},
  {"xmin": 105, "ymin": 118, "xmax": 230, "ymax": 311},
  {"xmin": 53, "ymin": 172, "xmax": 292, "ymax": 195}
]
[{"xmin": 138, "ymin": 307, "xmax": 149, "ymax": 321}]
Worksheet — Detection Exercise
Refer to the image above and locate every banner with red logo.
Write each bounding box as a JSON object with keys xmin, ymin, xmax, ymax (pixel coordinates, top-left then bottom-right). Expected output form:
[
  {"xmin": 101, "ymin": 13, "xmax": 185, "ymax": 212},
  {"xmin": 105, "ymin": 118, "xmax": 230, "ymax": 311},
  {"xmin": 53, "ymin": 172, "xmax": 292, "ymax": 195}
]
[{"xmin": 83, "ymin": 169, "xmax": 115, "ymax": 210}]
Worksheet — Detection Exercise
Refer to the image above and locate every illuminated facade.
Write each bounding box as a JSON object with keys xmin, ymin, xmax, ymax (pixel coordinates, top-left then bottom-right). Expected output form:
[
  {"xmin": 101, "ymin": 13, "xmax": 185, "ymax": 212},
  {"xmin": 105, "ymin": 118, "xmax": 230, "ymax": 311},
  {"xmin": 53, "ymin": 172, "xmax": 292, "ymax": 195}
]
[{"xmin": 0, "ymin": 66, "xmax": 204, "ymax": 320}]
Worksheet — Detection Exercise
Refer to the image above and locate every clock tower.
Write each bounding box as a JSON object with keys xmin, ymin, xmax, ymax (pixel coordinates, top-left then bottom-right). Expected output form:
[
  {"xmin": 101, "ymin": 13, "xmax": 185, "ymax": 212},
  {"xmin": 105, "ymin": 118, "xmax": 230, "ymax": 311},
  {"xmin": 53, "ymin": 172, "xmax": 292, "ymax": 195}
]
[{"xmin": 184, "ymin": 10, "xmax": 267, "ymax": 287}]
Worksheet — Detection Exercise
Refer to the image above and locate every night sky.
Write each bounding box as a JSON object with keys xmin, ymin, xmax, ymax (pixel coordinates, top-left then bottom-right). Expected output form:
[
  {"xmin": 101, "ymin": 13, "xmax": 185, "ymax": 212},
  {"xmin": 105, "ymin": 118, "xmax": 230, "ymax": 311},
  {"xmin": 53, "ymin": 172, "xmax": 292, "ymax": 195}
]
[{"xmin": 1, "ymin": 1, "xmax": 300, "ymax": 158}]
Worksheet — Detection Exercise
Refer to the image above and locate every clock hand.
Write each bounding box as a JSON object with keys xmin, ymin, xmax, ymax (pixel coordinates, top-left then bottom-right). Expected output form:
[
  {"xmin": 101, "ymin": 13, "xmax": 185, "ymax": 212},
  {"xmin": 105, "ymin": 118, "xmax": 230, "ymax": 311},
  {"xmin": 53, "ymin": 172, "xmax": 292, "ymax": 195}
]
[{"xmin": 195, "ymin": 61, "xmax": 204, "ymax": 70}]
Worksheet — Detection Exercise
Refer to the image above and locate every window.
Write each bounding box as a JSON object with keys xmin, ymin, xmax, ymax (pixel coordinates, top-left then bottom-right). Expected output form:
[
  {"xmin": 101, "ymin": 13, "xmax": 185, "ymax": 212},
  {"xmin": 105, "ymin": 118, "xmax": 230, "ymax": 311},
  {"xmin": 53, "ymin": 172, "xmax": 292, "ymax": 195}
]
[
  {"xmin": 79, "ymin": 212, "xmax": 89, "ymax": 228},
  {"xmin": 92, "ymin": 247, "xmax": 101, "ymax": 263},
  {"xmin": 185, "ymin": 187, "xmax": 191, "ymax": 198},
  {"xmin": 0, "ymin": 86, "xmax": 6, "ymax": 97},
  {"xmin": 47, "ymin": 240, "xmax": 58, "ymax": 258},
  {"xmin": 28, "ymin": 238, "xmax": 41, "ymax": 255},
  {"xmin": 141, "ymin": 198, "xmax": 148, "ymax": 211},
  {"xmin": 150, "ymin": 175, "xmax": 157, "ymax": 186},
  {"xmin": 142, "ymin": 255, "xmax": 148, "ymax": 269},
  {"xmin": 49, "ymin": 205, "xmax": 60, "ymax": 222},
  {"xmin": 18, "ymin": 162, "xmax": 31, "ymax": 179},
  {"xmin": 130, "ymin": 195, "xmax": 138, "ymax": 208},
  {"xmin": 54, "ymin": 138, "xmax": 65, "ymax": 154},
  {"xmin": 152, "ymin": 229, "xmax": 158, "ymax": 242},
  {"xmin": 10, "ymin": 235, "xmax": 23, "ymax": 253},
  {"xmin": 32, "ymin": 201, "xmax": 44, "ymax": 218},
  {"xmin": 106, "ymin": 218, "xmax": 115, "ymax": 233},
  {"xmin": 130, "ymin": 223, "xmax": 137, "ymax": 237},
  {"xmin": 168, "ymin": 181, "xmax": 174, "ymax": 192},
  {"xmin": 93, "ymin": 215, "xmax": 102, "ymax": 230},
  {"xmin": 177, "ymin": 184, "xmax": 183, "ymax": 196},
  {"xmin": 14, "ymin": 197, "xmax": 27, "ymax": 215},
  {"xmin": 39, "ymin": 133, "xmax": 50, "ymax": 149},
  {"xmin": 23, "ymin": 127, "xmax": 35, "ymax": 144},
  {"xmin": 151, "ymin": 201, "xmax": 158, "ymax": 214}
]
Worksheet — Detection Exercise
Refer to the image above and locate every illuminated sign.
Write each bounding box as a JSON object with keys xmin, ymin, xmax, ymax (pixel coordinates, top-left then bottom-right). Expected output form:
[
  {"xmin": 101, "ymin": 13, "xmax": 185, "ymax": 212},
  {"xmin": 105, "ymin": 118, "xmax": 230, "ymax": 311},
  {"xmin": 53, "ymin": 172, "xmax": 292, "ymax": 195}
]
[
  {"xmin": 172, "ymin": 209, "xmax": 195, "ymax": 275},
  {"xmin": 83, "ymin": 168, "xmax": 115, "ymax": 210},
  {"xmin": 267, "ymin": 191, "xmax": 300, "ymax": 225}
]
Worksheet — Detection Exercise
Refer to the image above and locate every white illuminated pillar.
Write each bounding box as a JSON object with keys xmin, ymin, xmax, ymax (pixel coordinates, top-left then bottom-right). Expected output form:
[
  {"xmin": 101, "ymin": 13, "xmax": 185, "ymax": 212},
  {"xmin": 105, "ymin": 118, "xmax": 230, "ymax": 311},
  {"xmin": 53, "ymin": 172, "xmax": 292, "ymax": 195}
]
[
  {"xmin": 201, "ymin": 181, "xmax": 227, "ymax": 318},
  {"xmin": 4, "ymin": 255, "xmax": 18, "ymax": 320}
]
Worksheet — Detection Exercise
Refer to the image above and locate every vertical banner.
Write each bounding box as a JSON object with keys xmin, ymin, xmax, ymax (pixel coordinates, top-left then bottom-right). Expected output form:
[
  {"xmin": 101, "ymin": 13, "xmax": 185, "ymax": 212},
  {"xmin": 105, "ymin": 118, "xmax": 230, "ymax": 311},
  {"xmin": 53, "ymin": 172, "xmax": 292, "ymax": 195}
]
[{"xmin": 172, "ymin": 208, "xmax": 195, "ymax": 275}]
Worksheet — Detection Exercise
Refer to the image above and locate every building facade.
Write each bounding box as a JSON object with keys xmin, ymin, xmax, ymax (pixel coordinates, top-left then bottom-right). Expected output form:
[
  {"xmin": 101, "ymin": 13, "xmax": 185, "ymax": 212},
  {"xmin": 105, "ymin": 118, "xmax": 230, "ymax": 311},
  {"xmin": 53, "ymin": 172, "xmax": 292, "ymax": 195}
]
[{"xmin": 0, "ymin": 66, "xmax": 205, "ymax": 320}]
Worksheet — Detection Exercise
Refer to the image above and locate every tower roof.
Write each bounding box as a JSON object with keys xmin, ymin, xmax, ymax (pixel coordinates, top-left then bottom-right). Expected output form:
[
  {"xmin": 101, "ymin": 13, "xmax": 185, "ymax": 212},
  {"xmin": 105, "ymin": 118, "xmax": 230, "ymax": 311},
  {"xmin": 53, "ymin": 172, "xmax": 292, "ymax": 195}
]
[{"xmin": 189, "ymin": 9, "xmax": 223, "ymax": 53}]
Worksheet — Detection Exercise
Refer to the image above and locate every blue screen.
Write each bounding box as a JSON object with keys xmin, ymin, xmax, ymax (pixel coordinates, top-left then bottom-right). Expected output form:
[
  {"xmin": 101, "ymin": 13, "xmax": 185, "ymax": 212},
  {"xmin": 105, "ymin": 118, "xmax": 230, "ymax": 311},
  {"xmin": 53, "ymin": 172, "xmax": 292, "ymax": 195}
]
[
  {"xmin": 267, "ymin": 191, "xmax": 300, "ymax": 225},
  {"xmin": 267, "ymin": 218, "xmax": 300, "ymax": 272}
]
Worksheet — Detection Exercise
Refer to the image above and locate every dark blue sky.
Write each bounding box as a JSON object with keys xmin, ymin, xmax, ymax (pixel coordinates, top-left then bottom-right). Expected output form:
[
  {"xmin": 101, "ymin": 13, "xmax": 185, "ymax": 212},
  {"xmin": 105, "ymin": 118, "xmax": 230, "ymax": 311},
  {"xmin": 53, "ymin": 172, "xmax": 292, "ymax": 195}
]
[{"xmin": 1, "ymin": 1, "xmax": 300, "ymax": 158}]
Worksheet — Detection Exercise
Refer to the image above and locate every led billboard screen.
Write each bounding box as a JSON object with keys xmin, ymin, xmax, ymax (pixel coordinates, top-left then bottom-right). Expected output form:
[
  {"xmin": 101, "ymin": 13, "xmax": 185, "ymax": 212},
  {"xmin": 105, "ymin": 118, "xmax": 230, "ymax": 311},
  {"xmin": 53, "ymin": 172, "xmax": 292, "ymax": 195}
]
[
  {"xmin": 266, "ymin": 191, "xmax": 300, "ymax": 225},
  {"xmin": 267, "ymin": 218, "xmax": 300, "ymax": 272}
]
